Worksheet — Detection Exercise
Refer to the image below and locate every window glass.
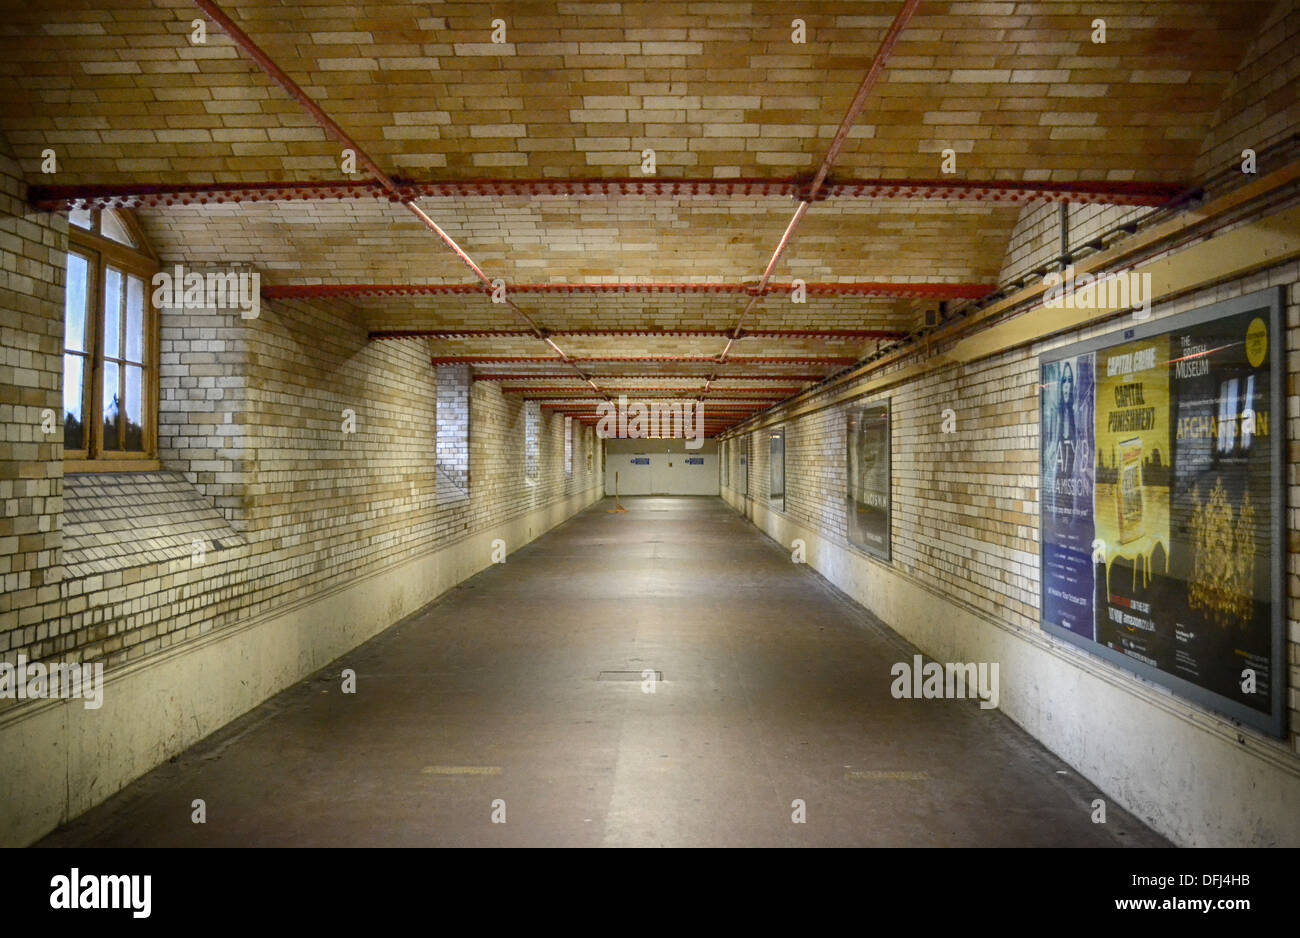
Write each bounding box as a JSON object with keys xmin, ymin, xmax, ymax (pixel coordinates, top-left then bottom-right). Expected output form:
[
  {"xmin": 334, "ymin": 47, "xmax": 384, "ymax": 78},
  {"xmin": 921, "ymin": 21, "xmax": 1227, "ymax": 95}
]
[
  {"xmin": 69, "ymin": 208, "xmax": 93, "ymax": 230},
  {"xmin": 64, "ymin": 252, "xmax": 89, "ymax": 352},
  {"xmin": 102, "ymin": 360, "xmax": 120, "ymax": 450},
  {"xmin": 63, "ymin": 354, "xmax": 84, "ymax": 450},
  {"xmin": 103, "ymin": 266, "xmax": 122, "ymax": 360},
  {"xmin": 124, "ymin": 364, "xmax": 144, "ymax": 451},
  {"xmin": 125, "ymin": 274, "xmax": 144, "ymax": 363},
  {"xmin": 100, "ymin": 209, "xmax": 137, "ymax": 247}
]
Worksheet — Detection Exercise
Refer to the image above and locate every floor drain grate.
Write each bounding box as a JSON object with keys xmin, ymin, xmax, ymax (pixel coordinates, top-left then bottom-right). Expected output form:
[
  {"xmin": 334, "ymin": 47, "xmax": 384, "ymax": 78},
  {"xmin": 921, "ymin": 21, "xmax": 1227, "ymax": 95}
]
[
  {"xmin": 845, "ymin": 770, "xmax": 929, "ymax": 781},
  {"xmin": 598, "ymin": 670, "xmax": 663, "ymax": 681},
  {"xmin": 422, "ymin": 765, "xmax": 502, "ymax": 776}
]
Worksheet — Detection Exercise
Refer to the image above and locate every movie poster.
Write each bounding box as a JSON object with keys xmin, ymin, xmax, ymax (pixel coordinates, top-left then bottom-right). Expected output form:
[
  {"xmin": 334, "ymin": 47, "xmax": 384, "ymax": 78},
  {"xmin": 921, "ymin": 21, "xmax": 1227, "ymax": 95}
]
[
  {"xmin": 1094, "ymin": 335, "xmax": 1173, "ymax": 668},
  {"xmin": 847, "ymin": 402, "xmax": 890, "ymax": 560},
  {"xmin": 1165, "ymin": 310, "xmax": 1275, "ymax": 712},
  {"xmin": 1039, "ymin": 290, "xmax": 1283, "ymax": 736},
  {"xmin": 1041, "ymin": 353, "xmax": 1096, "ymax": 640}
]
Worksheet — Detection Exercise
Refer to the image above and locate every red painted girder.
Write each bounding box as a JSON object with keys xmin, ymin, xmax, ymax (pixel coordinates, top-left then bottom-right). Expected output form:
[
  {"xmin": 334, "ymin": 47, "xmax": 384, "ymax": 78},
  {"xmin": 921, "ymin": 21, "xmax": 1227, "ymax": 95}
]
[
  {"xmin": 371, "ymin": 326, "xmax": 906, "ymax": 341},
  {"xmin": 190, "ymin": 0, "xmax": 606, "ymax": 385},
  {"xmin": 716, "ymin": 0, "xmax": 922, "ymax": 366},
  {"xmin": 28, "ymin": 178, "xmax": 1183, "ymax": 211},
  {"xmin": 473, "ymin": 373, "xmax": 823, "ymax": 381},
  {"xmin": 434, "ymin": 356, "xmax": 853, "ymax": 365},
  {"xmin": 289, "ymin": 282, "xmax": 986, "ymax": 301},
  {"xmin": 502, "ymin": 387, "xmax": 795, "ymax": 395}
]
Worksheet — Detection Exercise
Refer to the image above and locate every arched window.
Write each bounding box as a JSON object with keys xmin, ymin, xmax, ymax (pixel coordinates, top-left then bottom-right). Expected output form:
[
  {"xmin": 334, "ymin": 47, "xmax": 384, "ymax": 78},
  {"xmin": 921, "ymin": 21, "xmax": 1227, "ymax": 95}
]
[{"xmin": 64, "ymin": 208, "xmax": 160, "ymax": 470}]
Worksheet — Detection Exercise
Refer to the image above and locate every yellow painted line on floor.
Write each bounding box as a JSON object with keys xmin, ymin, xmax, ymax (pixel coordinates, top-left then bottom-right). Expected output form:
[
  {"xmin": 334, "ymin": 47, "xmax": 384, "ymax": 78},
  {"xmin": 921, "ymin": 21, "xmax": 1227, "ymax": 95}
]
[
  {"xmin": 846, "ymin": 770, "xmax": 930, "ymax": 781},
  {"xmin": 421, "ymin": 765, "xmax": 502, "ymax": 776}
]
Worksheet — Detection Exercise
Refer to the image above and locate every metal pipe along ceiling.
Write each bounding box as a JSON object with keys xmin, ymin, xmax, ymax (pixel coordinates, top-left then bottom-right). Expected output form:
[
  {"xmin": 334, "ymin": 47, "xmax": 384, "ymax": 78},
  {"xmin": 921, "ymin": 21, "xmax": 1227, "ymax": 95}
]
[
  {"xmin": 191, "ymin": 0, "xmax": 603, "ymax": 393},
  {"xmin": 706, "ymin": 0, "xmax": 923, "ymax": 395}
]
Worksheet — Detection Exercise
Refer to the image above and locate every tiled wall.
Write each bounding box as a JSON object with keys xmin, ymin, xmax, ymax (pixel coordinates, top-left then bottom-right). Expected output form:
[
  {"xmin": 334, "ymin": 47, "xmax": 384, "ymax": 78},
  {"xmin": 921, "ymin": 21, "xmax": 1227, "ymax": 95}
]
[
  {"xmin": 719, "ymin": 21, "xmax": 1300, "ymax": 832},
  {"xmin": 726, "ymin": 258, "xmax": 1300, "ymax": 752},
  {"xmin": 0, "ymin": 147, "xmax": 64, "ymax": 660},
  {"xmin": 0, "ymin": 150, "xmax": 602, "ymax": 697},
  {"xmin": 1195, "ymin": 0, "xmax": 1300, "ymax": 177},
  {"xmin": 998, "ymin": 200, "xmax": 1154, "ymax": 286}
]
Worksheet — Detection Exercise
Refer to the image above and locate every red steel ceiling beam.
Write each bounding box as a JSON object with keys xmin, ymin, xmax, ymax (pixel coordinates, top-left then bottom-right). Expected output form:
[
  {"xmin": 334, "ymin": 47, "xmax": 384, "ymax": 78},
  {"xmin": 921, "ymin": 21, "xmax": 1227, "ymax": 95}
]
[
  {"xmin": 513, "ymin": 390, "xmax": 785, "ymax": 397},
  {"xmin": 432, "ymin": 357, "xmax": 589, "ymax": 364},
  {"xmin": 533, "ymin": 400, "xmax": 774, "ymax": 407},
  {"xmin": 566, "ymin": 421, "xmax": 752, "ymax": 428},
  {"xmin": 371, "ymin": 327, "xmax": 906, "ymax": 341},
  {"xmin": 190, "ymin": 0, "xmax": 606, "ymax": 397},
  {"xmin": 433, "ymin": 356, "xmax": 855, "ymax": 365},
  {"xmin": 501, "ymin": 384, "xmax": 795, "ymax": 389},
  {"xmin": 707, "ymin": 0, "xmax": 922, "ymax": 395},
  {"xmin": 566, "ymin": 408, "xmax": 748, "ymax": 413},
  {"xmin": 474, "ymin": 373, "xmax": 822, "ymax": 382},
  {"xmin": 557, "ymin": 413, "xmax": 757, "ymax": 420},
  {"xmin": 547, "ymin": 403, "xmax": 764, "ymax": 408},
  {"xmin": 371, "ymin": 330, "xmax": 532, "ymax": 339},
  {"xmin": 565, "ymin": 411, "xmax": 750, "ymax": 415},
  {"xmin": 402, "ymin": 178, "xmax": 1182, "ymax": 203},
  {"xmin": 543, "ymin": 399, "xmax": 768, "ymax": 407},
  {"xmin": 742, "ymin": 328, "xmax": 903, "ymax": 338},
  {"xmin": 548, "ymin": 415, "xmax": 769, "ymax": 420},
  {"xmin": 278, "ymin": 282, "xmax": 991, "ymax": 301},
  {"xmin": 192, "ymin": 0, "xmax": 484, "ymax": 288},
  {"xmin": 29, "ymin": 178, "xmax": 1183, "ymax": 211}
]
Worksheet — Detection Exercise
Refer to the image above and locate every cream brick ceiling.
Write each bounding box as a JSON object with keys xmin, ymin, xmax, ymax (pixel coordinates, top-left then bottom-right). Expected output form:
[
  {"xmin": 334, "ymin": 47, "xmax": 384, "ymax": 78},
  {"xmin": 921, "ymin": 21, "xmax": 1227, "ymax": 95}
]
[
  {"xmin": 135, "ymin": 195, "xmax": 1018, "ymax": 282},
  {"xmin": 0, "ymin": 0, "xmax": 1266, "ymax": 184},
  {"xmin": 0, "ymin": 0, "xmax": 1274, "ymax": 420}
]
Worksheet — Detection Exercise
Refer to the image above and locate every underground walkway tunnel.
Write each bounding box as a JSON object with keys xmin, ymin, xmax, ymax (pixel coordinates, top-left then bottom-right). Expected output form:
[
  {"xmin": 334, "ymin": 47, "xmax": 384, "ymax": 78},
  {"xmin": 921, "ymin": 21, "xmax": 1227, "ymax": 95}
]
[
  {"xmin": 37, "ymin": 497, "xmax": 1165, "ymax": 848},
  {"xmin": 0, "ymin": 0, "xmax": 1298, "ymax": 875}
]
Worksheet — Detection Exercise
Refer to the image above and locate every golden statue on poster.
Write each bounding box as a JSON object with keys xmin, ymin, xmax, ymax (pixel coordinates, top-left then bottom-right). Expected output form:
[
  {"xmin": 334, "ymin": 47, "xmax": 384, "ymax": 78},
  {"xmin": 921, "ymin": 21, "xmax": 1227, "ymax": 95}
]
[{"xmin": 1187, "ymin": 478, "xmax": 1256, "ymax": 629}]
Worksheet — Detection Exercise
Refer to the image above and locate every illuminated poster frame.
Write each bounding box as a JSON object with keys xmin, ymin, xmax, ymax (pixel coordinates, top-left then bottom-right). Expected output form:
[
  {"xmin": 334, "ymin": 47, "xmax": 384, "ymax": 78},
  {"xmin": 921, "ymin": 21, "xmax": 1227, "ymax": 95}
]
[
  {"xmin": 1038, "ymin": 288, "xmax": 1286, "ymax": 737},
  {"xmin": 769, "ymin": 428, "xmax": 785, "ymax": 511},
  {"xmin": 738, "ymin": 435, "xmax": 748, "ymax": 495},
  {"xmin": 846, "ymin": 401, "xmax": 891, "ymax": 561}
]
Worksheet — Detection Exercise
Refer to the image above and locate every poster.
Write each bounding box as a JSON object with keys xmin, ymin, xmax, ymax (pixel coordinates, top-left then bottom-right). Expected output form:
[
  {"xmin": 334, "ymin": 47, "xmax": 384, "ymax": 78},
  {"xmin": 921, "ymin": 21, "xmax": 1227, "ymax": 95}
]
[
  {"xmin": 1039, "ymin": 289, "xmax": 1285, "ymax": 736},
  {"xmin": 1093, "ymin": 334, "xmax": 1172, "ymax": 668},
  {"xmin": 1041, "ymin": 352, "xmax": 1097, "ymax": 640},
  {"xmin": 769, "ymin": 428, "xmax": 785, "ymax": 511},
  {"xmin": 847, "ymin": 402, "xmax": 890, "ymax": 560}
]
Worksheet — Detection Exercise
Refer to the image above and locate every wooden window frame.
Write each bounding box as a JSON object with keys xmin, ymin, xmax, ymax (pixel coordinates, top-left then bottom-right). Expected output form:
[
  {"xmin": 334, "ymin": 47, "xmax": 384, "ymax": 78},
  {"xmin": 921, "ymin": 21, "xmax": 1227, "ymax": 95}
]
[{"xmin": 65, "ymin": 209, "xmax": 161, "ymax": 473}]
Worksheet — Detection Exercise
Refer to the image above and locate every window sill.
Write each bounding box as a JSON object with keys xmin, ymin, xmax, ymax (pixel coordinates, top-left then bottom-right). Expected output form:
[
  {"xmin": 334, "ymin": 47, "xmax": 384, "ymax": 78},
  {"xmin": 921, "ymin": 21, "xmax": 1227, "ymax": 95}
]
[
  {"xmin": 65, "ymin": 458, "xmax": 162, "ymax": 474},
  {"xmin": 62, "ymin": 470, "xmax": 246, "ymax": 579}
]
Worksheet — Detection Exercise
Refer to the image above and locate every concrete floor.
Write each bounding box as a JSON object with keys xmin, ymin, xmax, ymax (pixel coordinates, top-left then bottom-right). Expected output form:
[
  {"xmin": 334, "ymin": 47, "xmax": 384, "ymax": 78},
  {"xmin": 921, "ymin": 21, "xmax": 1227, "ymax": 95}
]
[{"xmin": 39, "ymin": 496, "xmax": 1167, "ymax": 847}]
